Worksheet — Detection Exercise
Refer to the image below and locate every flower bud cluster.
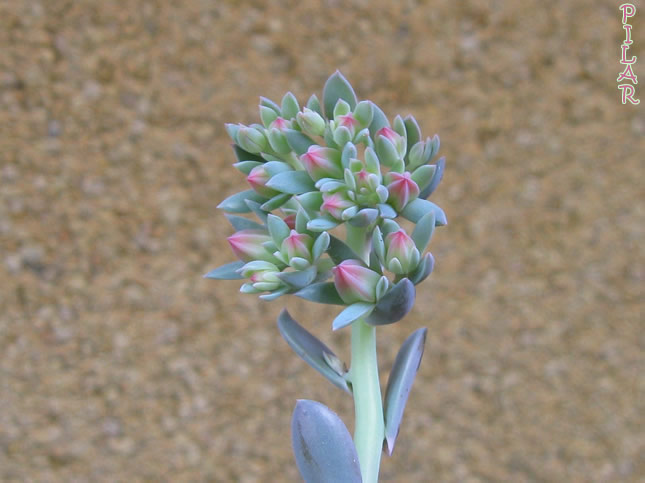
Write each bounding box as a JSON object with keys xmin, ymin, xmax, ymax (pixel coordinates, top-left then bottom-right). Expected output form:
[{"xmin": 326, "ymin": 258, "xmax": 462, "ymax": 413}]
[{"xmin": 210, "ymin": 71, "xmax": 446, "ymax": 313}]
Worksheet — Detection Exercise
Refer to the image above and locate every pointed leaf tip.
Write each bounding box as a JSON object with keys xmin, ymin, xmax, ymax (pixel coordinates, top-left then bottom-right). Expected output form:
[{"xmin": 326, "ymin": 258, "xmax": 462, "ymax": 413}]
[
  {"xmin": 366, "ymin": 278, "xmax": 415, "ymax": 326},
  {"xmin": 383, "ymin": 327, "xmax": 428, "ymax": 455},
  {"xmin": 323, "ymin": 71, "xmax": 358, "ymax": 119}
]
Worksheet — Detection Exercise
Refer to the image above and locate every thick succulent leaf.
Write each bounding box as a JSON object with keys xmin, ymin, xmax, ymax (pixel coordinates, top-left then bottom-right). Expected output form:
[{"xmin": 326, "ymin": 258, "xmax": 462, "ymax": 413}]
[
  {"xmin": 281, "ymin": 92, "xmax": 300, "ymax": 120},
  {"xmin": 348, "ymin": 208, "xmax": 379, "ymax": 227},
  {"xmin": 306, "ymin": 94, "xmax": 323, "ymax": 116},
  {"xmin": 232, "ymin": 144, "xmax": 264, "ymax": 162},
  {"xmin": 291, "ymin": 400, "xmax": 362, "ymax": 483},
  {"xmin": 411, "ymin": 165, "xmax": 436, "ymax": 192},
  {"xmin": 307, "ymin": 217, "xmax": 339, "ymax": 232},
  {"xmin": 295, "ymin": 282, "xmax": 345, "ymax": 305},
  {"xmin": 225, "ymin": 214, "xmax": 265, "ymax": 231},
  {"xmin": 233, "ymin": 160, "xmax": 262, "ymax": 175},
  {"xmin": 260, "ymin": 193, "xmax": 291, "ymax": 211},
  {"xmin": 409, "ymin": 252, "xmax": 435, "ymax": 285},
  {"xmin": 383, "ymin": 328, "xmax": 428, "ymax": 455},
  {"xmin": 203, "ymin": 261, "xmax": 245, "ymax": 280},
  {"xmin": 378, "ymin": 203, "xmax": 397, "ymax": 219},
  {"xmin": 267, "ymin": 214, "xmax": 291, "ymax": 245},
  {"xmin": 217, "ymin": 190, "xmax": 267, "ymax": 213},
  {"xmin": 260, "ymin": 96, "xmax": 282, "ymax": 114},
  {"xmin": 332, "ymin": 302, "xmax": 375, "ymax": 331},
  {"xmin": 278, "ymin": 310, "xmax": 350, "ymax": 393},
  {"xmin": 368, "ymin": 102, "xmax": 390, "ymax": 139},
  {"xmin": 366, "ymin": 278, "xmax": 415, "ymax": 326},
  {"xmin": 245, "ymin": 199, "xmax": 269, "ymax": 223},
  {"xmin": 297, "ymin": 191, "xmax": 324, "ymax": 212},
  {"xmin": 259, "ymin": 286, "xmax": 290, "ymax": 301},
  {"xmin": 266, "ymin": 171, "xmax": 315, "ymax": 195},
  {"xmin": 263, "ymin": 160, "xmax": 293, "ymax": 177},
  {"xmin": 411, "ymin": 211, "xmax": 436, "ymax": 253},
  {"xmin": 419, "ymin": 156, "xmax": 445, "ymax": 199},
  {"xmin": 260, "ymin": 105, "xmax": 279, "ymax": 127},
  {"xmin": 312, "ymin": 232, "xmax": 331, "ymax": 260},
  {"xmin": 401, "ymin": 198, "xmax": 447, "ymax": 226},
  {"xmin": 322, "ymin": 71, "xmax": 358, "ymax": 119},
  {"xmin": 327, "ymin": 235, "xmax": 361, "ymax": 265},
  {"xmin": 277, "ymin": 266, "xmax": 318, "ymax": 289},
  {"xmin": 403, "ymin": 115, "xmax": 421, "ymax": 161},
  {"xmin": 284, "ymin": 129, "xmax": 316, "ymax": 155}
]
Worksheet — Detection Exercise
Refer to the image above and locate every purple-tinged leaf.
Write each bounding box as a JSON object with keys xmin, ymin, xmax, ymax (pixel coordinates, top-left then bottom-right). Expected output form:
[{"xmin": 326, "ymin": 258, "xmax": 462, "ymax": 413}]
[
  {"xmin": 419, "ymin": 156, "xmax": 445, "ymax": 199},
  {"xmin": 295, "ymin": 282, "xmax": 345, "ymax": 305},
  {"xmin": 203, "ymin": 261, "xmax": 244, "ymax": 280},
  {"xmin": 409, "ymin": 252, "xmax": 434, "ymax": 285},
  {"xmin": 284, "ymin": 129, "xmax": 316, "ymax": 155},
  {"xmin": 383, "ymin": 327, "xmax": 427, "ymax": 456},
  {"xmin": 400, "ymin": 198, "xmax": 447, "ymax": 226},
  {"xmin": 323, "ymin": 71, "xmax": 358, "ymax": 119},
  {"xmin": 278, "ymin": 310, "xmax": 350, "ymax": 393},
  {"xmin": 366, "ymin": 278, "xmax": 415, "ymax": 326},
  {"xmin": 292, "ymin": 400, "xmax": 362, "ymax": 483},
  {"xmin": 332, "ymin": 302, "xmax": 375, "ymax": 331},
  {"xmin": 217, "ymin": 190, "xmax": 267, "ymax": 213},
  {"xmin": 225, "ymin": 214, "xmax": 264, "ymax": 231}
]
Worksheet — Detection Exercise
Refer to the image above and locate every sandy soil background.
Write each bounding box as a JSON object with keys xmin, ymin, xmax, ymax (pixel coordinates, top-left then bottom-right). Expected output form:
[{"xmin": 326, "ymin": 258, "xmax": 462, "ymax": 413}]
[{"xmin": 1, "ymin": 1, "xmax": 643, "ymax": 481}]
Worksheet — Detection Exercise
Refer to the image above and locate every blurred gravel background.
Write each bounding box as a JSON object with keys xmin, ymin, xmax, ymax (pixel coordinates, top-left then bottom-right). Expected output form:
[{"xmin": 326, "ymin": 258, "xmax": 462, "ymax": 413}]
[{"xmin": 1, "ymin": 1, "xmax": 643, "ymax": 481}]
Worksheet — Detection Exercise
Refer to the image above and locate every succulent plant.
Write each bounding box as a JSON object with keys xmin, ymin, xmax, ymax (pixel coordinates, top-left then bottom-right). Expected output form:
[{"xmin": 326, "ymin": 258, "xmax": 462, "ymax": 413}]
[{"xmin": 206, "ymin": 71, "xmax": 446, "ymax": 482}]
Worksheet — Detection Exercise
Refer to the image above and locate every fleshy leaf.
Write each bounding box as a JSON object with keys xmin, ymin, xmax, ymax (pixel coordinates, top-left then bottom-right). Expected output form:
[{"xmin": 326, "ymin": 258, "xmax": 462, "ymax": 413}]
[
  {"xmin": 327, "ymin": 235, "xmax": 361, "ymax": 265},
  {"xmin": 419, "ymin": 156, "xmax": 445, "ymax": 199},
  {"xmin": 260, "ymin": 96, "xmax": 282, "ymax": 114},
  {"xmin": 278, "ymin": 310, "xmax": 350, "ymax": 393},
  {"xmin": 245, "ymin": 200, "xmax": 269, "ymax": 224},
  {"xmin": 217, "ymin": 190, "xmax": 267, "ymax": 213},
  {"xmin": 306, "ymin": 94, "xmax": 323, "ymax": 116},
  {"xmin": 233, "ymin": 160, "xmax": 262, "ymax": 175},
  {"xmin": 400, "ymin": 198, "xmax": 447, "ymax": 225},
  {"xmin": 260, "ymin": 193, "xmax": 291, "ymax": 211},
  {"xmin": 225, "ymin": 214, "xmax": 265, "ymax": 231},
  {"xmin": 332, "ymin": 302, "xmax": 375, "ymax": 331},
  {"xmin": 409, "ymin": 252, "xmax": 435, "ymax": 285},
  {"xmin": 266, "ymin": 171, "xmax": 315, "ymax": 195},
  {"xmin": 348, "ymin": 208, "xmax": 379, "ymax": 227},
  {"xmin": 307, "ymin": 217, "xmax": 339, "ymax": 232},
  {"xmin": 366, "ymin": 278, "xmax": 415, "ymax": 326},
  {"xmin": 259, "ymin": 286, "xmax": 290, "ymax": 301},
  {"xmin": 411, "ymin": 211, "xmax": 436, "ymax": 252},
  {"xmin": 232, "ymin": 144, "xmax": 264, "ymax": 162},
  {"xmin": 295, "ymin": 282, "xmax": 345, "ymax": 305},
  {"xmin": 203, "ymin": 261, "xmax": 245, "ymax": 280},
  {"xmin": 277, "ymin": 265, "xmax": 318, "ymax": 289},
  {"xmin": 284, "ymin": 129, "xmax": 316, "ymax": 155},
  {"xmin": 403, "ymin": 115, "xmax": 421, "ymax": 161},
  {"xmin": 291, "ymin": 400, "xmax": 362, "ymax": 483},
  {"xmin": 383, "ymin": 328, "xmax": 427, "ymax": 455},
  {"xmin": 281, "ymin": 92, "xmax": 300, "ymax": 120},
  {"xmin": 267, "ymin": 214, "xmax": 291, "ymax": 245},
  {"xmin": 323, "ymin": 71, "xmax": 358, "ymax": 119},
  {"xmin": 411, "ymin": 165, "xmax": 436, "ymax": 192},
  {"xmin": 378, "ymin": 203, "xmax": 397, "ymax": 219},
  {"xmin": 368, "ymin": 102, "xmax": 390, "ymax": 139}
]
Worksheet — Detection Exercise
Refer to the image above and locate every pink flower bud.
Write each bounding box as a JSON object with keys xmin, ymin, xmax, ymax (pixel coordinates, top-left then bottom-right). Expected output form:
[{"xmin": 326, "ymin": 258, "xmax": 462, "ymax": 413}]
[
  {"xmin": 337, "ymin": 114, "xmax": 358, "ymax": 136},
  {"xmin": 270, "ymin": 117, "xmax": 290, "ymax": 131},
  {"xmin": 300, "ymin": 145, "xmax": 343, "ymax": 181},
  {"xmin": 227, "ymin": 230, "xmax": 277, "ymax": 263},
  {"xmin": 247, "ymin": 165, "xmax": 280, "ymax": 198},
  {"xmin": 281, "ymin": 230, "xmax": 314, "ymax": 262},
  {"xmin": 321, "ymin": 192, "xmax": 355, "ymax": 220},
  {"xmin": 386, "ymin": 172, "xmax": 419, "ymax": 211},
  {"xmin": 385, "ymin": 229, "xmax": 420, "ymax": 274},
  {"xmin": 376, "ymin": 126, "xmax": 406, "ymax": 162},
  {"xmin": 332, "ymin": 260, "xmax": 382, "ymax": 304}
]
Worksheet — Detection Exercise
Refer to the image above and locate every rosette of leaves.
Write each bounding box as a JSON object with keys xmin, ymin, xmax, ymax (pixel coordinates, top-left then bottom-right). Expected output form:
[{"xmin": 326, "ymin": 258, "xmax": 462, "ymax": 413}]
[{"xmin": 206, "ymin": 71, "xmax": 446, "ymax": 483}]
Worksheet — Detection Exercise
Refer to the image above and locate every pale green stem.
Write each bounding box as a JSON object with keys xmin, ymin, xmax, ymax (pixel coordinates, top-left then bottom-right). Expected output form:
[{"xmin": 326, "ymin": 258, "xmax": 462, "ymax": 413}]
[
  {"xmin": 345, "ymin": 224, "xmax": 384, "ymax": 482},
  {"xmin": 350, "ymin": 319, "xmax": 384, "ymax": 483}
]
